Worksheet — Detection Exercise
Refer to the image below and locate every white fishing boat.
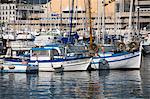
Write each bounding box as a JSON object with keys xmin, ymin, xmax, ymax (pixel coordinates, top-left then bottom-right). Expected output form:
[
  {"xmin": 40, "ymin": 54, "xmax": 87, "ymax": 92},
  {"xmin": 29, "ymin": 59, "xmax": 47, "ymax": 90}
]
[
  {"xmin": 89, "ymin": 0, "xmax": 142, "ymax": 70},
  {"xmin": 2, "ymin": 30, "xmax": 16, "ymax": 40},
  {"xmin": 16, "ymin": 32, "xmax": 35, "ymax": 40},
  {"xmin": 91, "ymin": 43, "xmax": 142, "ymax": 69},
  {"xmin": 34, "ymin": 29, "xmax": 62, "ymax": 46},
  {"xmin": 0, "ymin": 60, "xmax": 38, "ymax": 73},
  {"xmin": 29, "ymin": 44, "xmax": 91, "ymax": 72}
]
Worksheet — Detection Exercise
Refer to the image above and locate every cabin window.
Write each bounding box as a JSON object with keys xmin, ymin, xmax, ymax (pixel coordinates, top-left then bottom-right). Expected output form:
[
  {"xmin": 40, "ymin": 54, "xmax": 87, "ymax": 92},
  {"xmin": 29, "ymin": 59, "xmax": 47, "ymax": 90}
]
[
  {"xmin": 32, "ymin": 50, "xmax": 49, "ymax": 57},
  {"xmin": 50, "ymin": 49, "xmax": 59, "ymax": 56}
]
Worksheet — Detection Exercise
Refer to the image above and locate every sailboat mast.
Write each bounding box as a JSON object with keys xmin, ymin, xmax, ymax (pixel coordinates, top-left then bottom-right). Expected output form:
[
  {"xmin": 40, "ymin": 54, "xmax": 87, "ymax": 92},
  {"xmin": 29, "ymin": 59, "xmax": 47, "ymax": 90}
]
[
  {"xmin": 87, "ymin": 0, "xmax": 93, "ymax": 49},
  {"xmin": 128, "ymin": 0, "xmax": 134, "ymax": 31},
  {"xmin": 102, "ymin": 0, "xmax": 105, "ymax": 44},
  {"xmin": 97, "ymin": 0, "xmax": 102, "ymax": 43},
  {"xmin": 69, "ymin": 0, "xmax": 75, "ymax": 42},
  {"xmin": 59, "ymin": 0, "xmax": 62, "ymax": 34},
  {"xmin": 128, "ymin": 0, "xmax": 134, "ymax": 41}
]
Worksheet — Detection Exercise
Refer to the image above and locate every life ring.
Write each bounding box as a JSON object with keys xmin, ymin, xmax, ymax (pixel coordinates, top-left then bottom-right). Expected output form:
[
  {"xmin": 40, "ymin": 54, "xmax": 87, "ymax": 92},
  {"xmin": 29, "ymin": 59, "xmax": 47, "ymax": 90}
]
[
  {"xmin": 0, "ymin": 66, "xmax": 4, "ymax": 70},
  {"xmin": 8, "ymin": 66, "xmax": 15, "ymax": 69},
  {"xmin": 128, "ymin": 42, "xmax": 139, "ymax": 51},
  {"xmin": 116, "ymin": 42, "xmax": 126, "ymax": 51}
]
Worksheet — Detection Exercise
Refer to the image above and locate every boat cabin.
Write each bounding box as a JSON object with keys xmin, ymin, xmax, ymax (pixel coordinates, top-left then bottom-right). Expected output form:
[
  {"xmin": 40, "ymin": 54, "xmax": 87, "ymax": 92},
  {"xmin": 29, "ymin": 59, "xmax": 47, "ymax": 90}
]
[{"xmin": 30, "ymin": 44, "xmax": 88, "ymax": 61}]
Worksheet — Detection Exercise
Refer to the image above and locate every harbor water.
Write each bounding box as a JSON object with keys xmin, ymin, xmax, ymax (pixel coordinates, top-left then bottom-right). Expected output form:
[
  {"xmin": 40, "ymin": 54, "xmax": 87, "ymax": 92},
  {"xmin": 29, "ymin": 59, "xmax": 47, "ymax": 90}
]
[{"xmin": 0, "ymin": 55, "xmax": 150, "ymax": 99}]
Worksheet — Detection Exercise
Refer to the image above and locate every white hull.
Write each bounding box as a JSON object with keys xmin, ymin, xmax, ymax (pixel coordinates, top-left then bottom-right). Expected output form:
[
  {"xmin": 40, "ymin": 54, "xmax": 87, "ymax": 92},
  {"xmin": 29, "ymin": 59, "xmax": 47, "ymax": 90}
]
[
  {"xmin": 5, "ymin": 58, "xmax": 91, "ymax": 72},
  {"xmin": 30, "ymin": 58, "xmax": 91, "ymax": 72},
  {"xmin": 52, "ymin": 58, "xmax": 91, "ymax": 71},
  {"xmin": 0, "ymin": 63, "xmax": 38, "ymax": 73},
  {"xmin": 91, "ymin": 51, "xmax": 141, "ymax": 69}
]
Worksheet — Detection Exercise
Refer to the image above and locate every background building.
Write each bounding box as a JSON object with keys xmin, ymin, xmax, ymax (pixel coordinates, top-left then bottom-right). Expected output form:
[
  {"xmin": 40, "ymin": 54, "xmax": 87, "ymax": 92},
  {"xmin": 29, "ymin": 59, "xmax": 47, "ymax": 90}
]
[
  {"xmin": 0, "ymin": 0, "xmax": 50, "ymax": 4},
  {"xmin": 116, "ymin": 0, "xmax": 150, "ymax": 31},
  {"xmin": 0, "ymin": 0, "xmax": 149, "ymax": 36}
]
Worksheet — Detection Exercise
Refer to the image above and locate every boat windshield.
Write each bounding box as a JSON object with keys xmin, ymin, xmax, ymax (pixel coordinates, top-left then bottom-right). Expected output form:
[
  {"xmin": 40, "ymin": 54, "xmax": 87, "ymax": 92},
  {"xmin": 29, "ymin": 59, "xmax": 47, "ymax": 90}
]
[
  {"xmin": 32, "ymin": 50, "xmax": 49, "ymax": 57},
  {"xmin": 67, "ymin": 46, "xmax": 86, "ymax": 53},
  {"xmin": 99, "ymin": 45, "xmax": 117, "ymax": 52},
  {"xmin": 50, "ymin": 49, "xmax": 59, "ymax": 56}
]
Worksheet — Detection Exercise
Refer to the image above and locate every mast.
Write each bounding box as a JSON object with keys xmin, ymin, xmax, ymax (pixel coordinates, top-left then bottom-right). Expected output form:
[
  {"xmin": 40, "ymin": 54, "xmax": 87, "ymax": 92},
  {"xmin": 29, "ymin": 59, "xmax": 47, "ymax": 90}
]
[
  {"xmin": 46, "ymin": 0, "xmax": 49, "ymax": 31},
  {"xmin": 102, "ymin": 0, "xmax": 105, "ymax": 44},
  {"xmin": 87, "ymin": 0, "xmax": 93, "ymax": 49},
  {"xmin": 39, "ymin": 0, "xmax": 41, "ymax": 31},
  {"xmin": 69, "ymin": 0, "xmax": 75, "ymax": 42},
  {"xmin": 136, "ymin": 0, "xmax": 140, "ymax": 36},
  {"xmin": 49, "ymin": 0, "xmax": 52, "ymax": 30},
  {"xmin": 128, "ymin": 0, "xmax": 134, "ymax": 41},
  {"xmin": 84, "ymin": 0, "xmax": 88, "ymax": 39},
  {"xmin": 128, "ymin": 0, "xmax": 134, "ymax": 31},
  {"xmin": 114, "ymin": 0, "xmax": 117, "ymax": 35},
  {"xmin": 59, "ymin": 0, "xmax": 62, "ymax": 34},
  {"xmin": 97, "ymin": 0, "xmax": 101, "ymax": 43}
]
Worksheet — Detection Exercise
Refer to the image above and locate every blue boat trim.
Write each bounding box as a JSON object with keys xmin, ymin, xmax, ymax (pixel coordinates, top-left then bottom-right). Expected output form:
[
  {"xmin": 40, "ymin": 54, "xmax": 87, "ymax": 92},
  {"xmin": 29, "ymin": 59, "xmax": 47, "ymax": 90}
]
[
  {"xmin": 5, "ymin": 57, "xmax": 90, "ymax": 63},
  {"xmin": 31, "ymin": 47, "xmax": 58, "ymax": 51},
  {"xmin": 91, "ymin": 54, "xmax": 139, "ymax": 64},
  {"xmin": 0, "ymin": 70, "xmax": 38, "ymax": 73},
  {"xmin": 0, "ymin": 70, "xmax": 26, "ymax": 73}
]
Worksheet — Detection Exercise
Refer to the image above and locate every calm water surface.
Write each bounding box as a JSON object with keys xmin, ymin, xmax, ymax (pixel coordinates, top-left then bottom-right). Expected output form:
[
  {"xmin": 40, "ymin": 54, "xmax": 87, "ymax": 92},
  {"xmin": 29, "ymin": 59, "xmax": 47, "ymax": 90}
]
[{"xmin": 0, "ymin": 56, "xmax": 150, "ymax": 99}]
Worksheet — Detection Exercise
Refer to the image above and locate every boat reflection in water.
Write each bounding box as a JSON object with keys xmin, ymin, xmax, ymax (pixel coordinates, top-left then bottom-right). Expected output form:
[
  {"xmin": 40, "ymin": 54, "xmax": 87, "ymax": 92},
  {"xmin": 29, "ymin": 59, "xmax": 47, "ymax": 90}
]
[
  {"xmin": 0, "ymin": 70, "xmax": 148, "ymax": 98},
  {"xmin": 140, "ymin": 55, "xmax": 150, "ymax": 98}
]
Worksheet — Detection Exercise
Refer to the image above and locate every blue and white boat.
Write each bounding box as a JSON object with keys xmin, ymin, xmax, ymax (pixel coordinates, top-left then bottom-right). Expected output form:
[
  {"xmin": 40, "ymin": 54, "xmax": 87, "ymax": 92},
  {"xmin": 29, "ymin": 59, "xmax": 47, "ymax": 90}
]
[
  {"xmin": 29, "ymin": 44, "xmax": 91, "ymax": 72},
  {"xmin": 91, "ymin": 44, "xmax": 142, "ymax": 69},
  {"xmin": 0, "ymin": 60, "xmax": 38, "ymax": 73},
  {"xmin": 4, "ymin": 44, "xmax": 91, "ymax": 72}
]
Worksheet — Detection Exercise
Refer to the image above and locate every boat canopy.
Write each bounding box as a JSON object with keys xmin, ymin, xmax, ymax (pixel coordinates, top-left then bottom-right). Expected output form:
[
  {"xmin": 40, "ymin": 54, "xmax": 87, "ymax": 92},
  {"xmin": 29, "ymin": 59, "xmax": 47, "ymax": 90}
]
[{"xmin": 31, "ymin": 44, "xmax": 62, "ymax": 54}]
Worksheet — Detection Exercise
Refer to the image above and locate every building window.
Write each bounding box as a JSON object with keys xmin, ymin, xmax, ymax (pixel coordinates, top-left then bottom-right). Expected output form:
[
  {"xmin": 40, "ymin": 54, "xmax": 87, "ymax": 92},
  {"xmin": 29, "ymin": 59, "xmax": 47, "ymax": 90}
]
[{"xmin": 116, "ymin": 3, "xmax": 120, "ymax": 12}]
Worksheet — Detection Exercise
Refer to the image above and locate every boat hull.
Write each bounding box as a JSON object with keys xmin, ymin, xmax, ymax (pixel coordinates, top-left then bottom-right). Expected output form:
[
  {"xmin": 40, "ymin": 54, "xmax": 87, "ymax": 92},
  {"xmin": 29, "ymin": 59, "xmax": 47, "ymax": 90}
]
[
  {"xmin": 5, "ymin": 58, "xmax": 91, "ymax": 72},
  {"xmin": 91, "ymin": 51, "xmax": 141, "ymax": 69},
  {"xmin": 52, "ymin": 58, "xmax": 91, "ymax": 72},
  {"xmin": 32, "ymin": 58, "xmax": 91, "ymax": 72},
  {"xmin": 0, "ymin": 63, "xmax": 38, "ymax": 73}
]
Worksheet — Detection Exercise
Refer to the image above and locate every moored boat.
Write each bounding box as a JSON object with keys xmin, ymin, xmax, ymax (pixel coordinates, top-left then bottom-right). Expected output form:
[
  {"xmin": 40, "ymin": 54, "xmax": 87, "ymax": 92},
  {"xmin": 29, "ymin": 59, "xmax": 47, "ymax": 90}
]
[
  {"xmin": 29, "ymin": 44, "xmax": 91, "ymax": 72},
  {"xmin": 91, "ymin": 43, "xmax": 142, "ymax": 69},
  {"xmin": 0, "ymin": 60, "xmax": 38, "ymax": 73}
]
